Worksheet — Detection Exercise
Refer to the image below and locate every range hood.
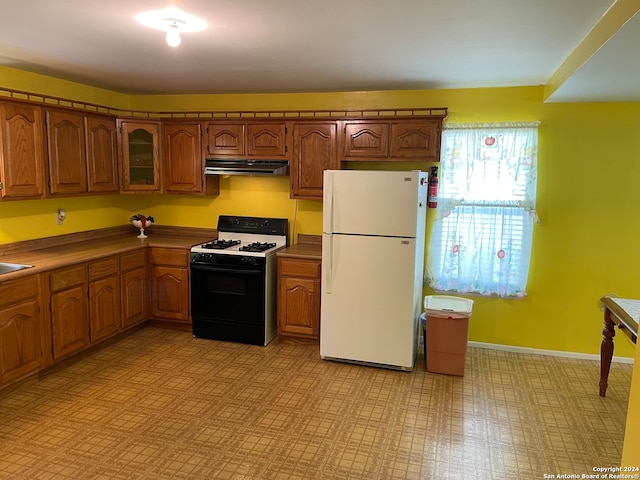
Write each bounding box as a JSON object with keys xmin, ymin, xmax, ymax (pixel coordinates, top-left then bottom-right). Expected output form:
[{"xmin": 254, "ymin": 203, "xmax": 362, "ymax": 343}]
[{"xmin": 205, "ymin": 159, "xmax": 289, "ymax": 176}]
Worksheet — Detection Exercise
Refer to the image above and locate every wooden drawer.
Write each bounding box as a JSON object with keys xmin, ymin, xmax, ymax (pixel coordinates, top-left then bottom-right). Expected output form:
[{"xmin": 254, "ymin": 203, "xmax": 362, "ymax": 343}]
[
  {"xmin": 89, "ymin": 257, "xmax": 119, "ymax": 281},
  {"xmin": 0, "ymin": 275, "xmax": 39, "ymax": 307},
  {"xmin": 149, "ymin": 248, "xmax": 188, "ymax": 267},
  {"xmin": 49, "ymin": 266, "xmax": 87, "ymax": 293},
  {"xmin": 278, "ymin": 258, "xmax": 321, "ymax": 278},
  {"xmin": 120, "ymin": 250, "xmax": 146, "ymax": 272}
]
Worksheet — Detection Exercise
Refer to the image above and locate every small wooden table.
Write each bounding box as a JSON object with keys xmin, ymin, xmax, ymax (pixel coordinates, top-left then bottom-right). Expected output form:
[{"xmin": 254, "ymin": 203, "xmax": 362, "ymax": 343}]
[{"xmin": 599, "ymin": 296, "xmax": 638, "ymax": 397}]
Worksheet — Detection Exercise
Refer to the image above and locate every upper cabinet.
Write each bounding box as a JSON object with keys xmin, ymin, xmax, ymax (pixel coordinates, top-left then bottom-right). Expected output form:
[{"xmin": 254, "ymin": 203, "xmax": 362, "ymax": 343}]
[
  {"xmin": 389, "ymin": 121, "xmax": 441, "ymax": 159},
  {"xmin": 46, "ymin": 109, "xmax": 87, "ymax": 195},
  {"xmin": 0, "ymin": 102, "xmax": 46, "ymax": 201},
  {"xmin": 45, "ymin": 109, "xmax": 119, "ymax": 196},
  {"xmin": 340, "ymin": 118, "xmax": 443, "ymax": 161},
  {"xmin": 291, "ymin": 122, "xmax": 338, "ymax": 200},
  {"xmin": 246, "ymin": 123, "xmax": 288, "ymax": 157},
  {"xmin": 205, "ymin": 121, "xmax": 288, "ymax": 159},
  {"xmin": 163, "ymin": 123, "xmax": 202, "ymax": 194},
  {"xmin": 342, "ymin": 121, "xmax": 389, "ymax": 158},
  {"xmin": 118, "ymin": 120, "xmax": 161, "ymax": 192},
  {"xmin": 162, "ymin": 122, "xmax": 219, "ymax": 195},
  {"xmin": 206, "ymin": 123, "xmax": 244, "ymax": 156},
  {"xmin": 85, "ymin": 115, "xmax": 118, "ymax": 193}
]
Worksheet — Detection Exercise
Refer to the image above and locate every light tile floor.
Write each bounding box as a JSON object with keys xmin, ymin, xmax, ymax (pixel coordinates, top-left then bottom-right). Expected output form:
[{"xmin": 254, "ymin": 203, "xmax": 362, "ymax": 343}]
[{"xmin": 0, "ymin": 327, "xmax": 633, "ymax": 479}]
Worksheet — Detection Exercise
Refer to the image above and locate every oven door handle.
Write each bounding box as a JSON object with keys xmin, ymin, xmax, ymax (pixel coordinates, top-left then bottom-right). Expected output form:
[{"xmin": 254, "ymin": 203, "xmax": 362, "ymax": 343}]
[{"xmin": 191, "ymin": 264, "xmax": 263, "ymax": 276}]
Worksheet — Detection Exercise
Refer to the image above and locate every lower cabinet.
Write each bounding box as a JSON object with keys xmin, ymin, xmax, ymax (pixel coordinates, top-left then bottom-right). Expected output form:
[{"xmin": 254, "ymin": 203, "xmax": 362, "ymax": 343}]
[
  {"xmin": 149, "ymin": 248, "xmax": 190, "ymax": 323},
  {"xmin": 120, "ymin": 251, "xmax": 147, "ymax": 328},
  {"xmin": 88, "ymin": 257, "xmax": 120, "ymax": 343},
  {"xmin": 277, "ymin": 257, "xmax": 321, "ymax": 340},
  {"xmin": 48, "ymin": 253, "xmax": 139, "ymax": 360},
  {"xmin": 0, "ymin": 275, "xmax": 42, "ymax": 386},
  {"xmin": 49, "ymin": 265, "xmax": 90, "ymax": 360}
]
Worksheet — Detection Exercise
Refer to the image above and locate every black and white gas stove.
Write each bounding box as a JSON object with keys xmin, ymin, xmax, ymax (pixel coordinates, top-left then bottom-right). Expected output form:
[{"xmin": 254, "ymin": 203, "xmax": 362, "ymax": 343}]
[{"xmin": 190, "ymin": 215, "xmax": 288, "ymax": 346}]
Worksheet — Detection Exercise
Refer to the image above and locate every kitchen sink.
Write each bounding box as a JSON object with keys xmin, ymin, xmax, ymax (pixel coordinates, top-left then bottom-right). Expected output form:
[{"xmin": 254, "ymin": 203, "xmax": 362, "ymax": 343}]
[{"xmin": 0, "ymin": 262, "xmax": 34, "ymax": 275}]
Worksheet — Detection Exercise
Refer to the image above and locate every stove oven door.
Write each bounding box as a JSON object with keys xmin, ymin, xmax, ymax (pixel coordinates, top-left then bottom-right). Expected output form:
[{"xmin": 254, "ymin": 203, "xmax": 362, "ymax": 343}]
[{"xmin": 190, "ymin": 261, "xmax": 267, "ymax": 345}]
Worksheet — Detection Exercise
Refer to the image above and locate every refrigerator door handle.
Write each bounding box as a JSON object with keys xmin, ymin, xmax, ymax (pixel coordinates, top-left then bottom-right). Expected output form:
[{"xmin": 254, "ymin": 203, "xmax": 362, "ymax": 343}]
[
  {"xmin": 325, "ymin": 234, "xmax": 333, "ymax": 294},
  {"xmin": 325, "ymin": 172, "xmax": 335, "ymax": 233}
]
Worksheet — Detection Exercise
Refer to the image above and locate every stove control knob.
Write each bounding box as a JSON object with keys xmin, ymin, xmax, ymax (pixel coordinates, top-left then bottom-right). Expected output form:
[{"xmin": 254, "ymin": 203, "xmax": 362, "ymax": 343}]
[
  {"xmin": 241, "ymin": 257, "xmax": 248, "ymax": 264},
  {"xmin": 261, "ymin": 219, "xmax": 270, "ymax": 228},
  {"xmin": 248, "ymin": 257, "xmax": 256, "ymax": 264}
]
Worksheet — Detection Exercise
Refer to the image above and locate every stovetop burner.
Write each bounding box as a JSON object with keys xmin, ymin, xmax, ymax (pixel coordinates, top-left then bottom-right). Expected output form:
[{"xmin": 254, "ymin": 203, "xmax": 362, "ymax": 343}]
[
  {"xmin": 239, "ymin": 242, "xmax": 277, "ymax": 252},
  {"xmin": 191, "ymin": 215, "xmax": 288, "ymax": 259},
  {"xmin": 201, "ymin": 239, "xmax": 241, "ymax": 250}
]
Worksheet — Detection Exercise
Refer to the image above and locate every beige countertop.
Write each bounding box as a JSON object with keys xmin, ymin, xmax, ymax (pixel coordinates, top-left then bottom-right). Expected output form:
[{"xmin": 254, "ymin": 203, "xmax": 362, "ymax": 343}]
[
  {"xmin": 277, "ymin": 234, "xmax": 322, "ymax": 260},
  {"xmin": 277, "ymin": 243, "xmax": 322, "ymax": 260},
  {"xmin": 0, "ymin": 226, "xmax": 216, "ymax": 283}
]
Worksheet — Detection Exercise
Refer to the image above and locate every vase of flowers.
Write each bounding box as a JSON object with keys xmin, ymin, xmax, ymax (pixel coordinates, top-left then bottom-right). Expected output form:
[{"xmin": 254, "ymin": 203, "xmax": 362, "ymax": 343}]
[{"xmin": 131, "ymin": 214, "xmax": 154, "ymax": 239}]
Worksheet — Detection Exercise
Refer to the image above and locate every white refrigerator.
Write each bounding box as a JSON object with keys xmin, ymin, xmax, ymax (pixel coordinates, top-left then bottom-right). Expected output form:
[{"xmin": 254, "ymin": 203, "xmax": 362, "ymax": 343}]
[{"xmin": 320, "ymin": 169, "xmax": 428, "ymax": 370}]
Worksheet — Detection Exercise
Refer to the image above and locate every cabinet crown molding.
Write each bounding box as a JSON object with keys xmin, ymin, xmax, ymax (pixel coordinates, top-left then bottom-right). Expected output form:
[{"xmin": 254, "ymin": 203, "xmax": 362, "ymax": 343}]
[{"xmin": 1, "ymin": 86, "xmax": 447, "ymax": 120}]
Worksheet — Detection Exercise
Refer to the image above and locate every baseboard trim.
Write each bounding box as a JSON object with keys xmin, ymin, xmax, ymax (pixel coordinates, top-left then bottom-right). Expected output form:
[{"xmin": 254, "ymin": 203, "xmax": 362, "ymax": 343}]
[{"xmin": 467, "ymin": 341, "xmax": 635, "ymax": 365}]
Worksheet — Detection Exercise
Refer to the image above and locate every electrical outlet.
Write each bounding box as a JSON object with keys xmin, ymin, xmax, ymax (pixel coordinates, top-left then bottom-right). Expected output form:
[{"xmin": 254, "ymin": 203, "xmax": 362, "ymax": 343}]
[{"xmin": 57, "ymin": 208, "xmax": 66, "ymax": 225}]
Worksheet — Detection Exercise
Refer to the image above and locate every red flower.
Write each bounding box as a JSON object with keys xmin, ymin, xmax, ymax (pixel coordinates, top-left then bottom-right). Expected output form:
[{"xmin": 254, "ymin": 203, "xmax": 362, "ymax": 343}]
[
  {"xmin": 497, "ymin": 249, "xmax": 506, "ymax": 259},
  {"xmin": 452, "ymin": 245, "xmax": 459, "ymax": 254}
]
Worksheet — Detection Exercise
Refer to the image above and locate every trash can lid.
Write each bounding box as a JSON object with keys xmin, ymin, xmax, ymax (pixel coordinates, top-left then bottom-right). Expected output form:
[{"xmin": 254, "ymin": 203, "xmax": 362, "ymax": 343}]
[{"xmin": 424, "ymin": 295, "xmax": 474, "ymax": 315}]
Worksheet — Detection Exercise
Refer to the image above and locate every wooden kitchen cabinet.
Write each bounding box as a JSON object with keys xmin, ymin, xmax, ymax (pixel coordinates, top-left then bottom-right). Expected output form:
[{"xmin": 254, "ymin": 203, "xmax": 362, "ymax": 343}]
[
  {"xmin": 85, "ymin": 114, "xmax": 119, "ymax": 193},
  {"xmin": 162, "ymin": 122, "xmax": 219, "ymax": 196},
  {"xmin": 0, "ymin": 275, "xmax": 42, "ymax": 386},
  {"xmin": 120, "ymin": 250, "xmax": 147, "ymax": 328},
  {"xmin": 49, "ymin": 265, "xmax": 90, "ymax": 360},
  {"xmin": 163, "ymin": 123, "xmax": 202, "ymax": 194},
  {"xmin": 88, "ymin": 257, "xmax": 120, "ymax": 343},
  {"xmin": 341, "ymin": 121, "xmax": 389, "ymax": 158},
  {"xmin": 46, "ymin": 109, "xmax": 87, "ymax": 195},
  {"xmin": 205, "ymin": 121, "xmax": 288, "ymax": 158},
  {"xmin": 291, "ymin": 122, "xmax": 338, "ymax": 200},
  {"xmin": 119, "ymin": 120, "xmax": 161, "ymax": 192},
  {"xmin": 149, "ymin": 247, "xmax": 190, "ymax": 323},
  {"xmin": 246, "ymin": 123, "xmax": 288, "ymax": 157},
  {"xmin": 277, "ymin": 257, "xmax": 321, "ymax": 340},
  {"xmin": 340, "ymin": 118, "xmax": 443, "ymax": 161},
  {"xmin": 0, "ymin": 101, "xmax": 46, "ymax": 201},
  {"xmin": 390, "ymin": 121, "xmax": 441, "ymax": 159},
  {"xmin": 206, "ymin": 123, "xmax": 244, "ymax": 156},
  {"xmin": 46, "ymin": 109, "xmax": 118, "ymax": 195}
]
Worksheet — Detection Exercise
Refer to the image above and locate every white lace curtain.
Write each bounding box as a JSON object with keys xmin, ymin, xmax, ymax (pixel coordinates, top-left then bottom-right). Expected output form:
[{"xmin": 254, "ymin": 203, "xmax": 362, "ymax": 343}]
[{"xmin": 426, "ymin": 122, "xmax": 539, "ymax": 298}]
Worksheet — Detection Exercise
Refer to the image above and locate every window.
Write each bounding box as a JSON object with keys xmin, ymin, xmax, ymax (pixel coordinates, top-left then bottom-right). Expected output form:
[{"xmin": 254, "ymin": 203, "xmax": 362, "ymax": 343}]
[{"xmin": 426, "ymin": 122, "xmax": 539, "ymax": 298}]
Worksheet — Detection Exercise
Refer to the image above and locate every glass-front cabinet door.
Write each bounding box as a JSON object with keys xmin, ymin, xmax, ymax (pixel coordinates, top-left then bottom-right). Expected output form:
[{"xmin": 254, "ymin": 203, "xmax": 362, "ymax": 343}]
[{"xmin": 119, "ymin": 120, "xmax": 161, "ymax": 191}]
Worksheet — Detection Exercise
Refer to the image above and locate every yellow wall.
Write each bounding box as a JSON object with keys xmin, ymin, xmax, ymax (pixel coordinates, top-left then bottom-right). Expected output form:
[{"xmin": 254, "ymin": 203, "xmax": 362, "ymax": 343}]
[
  {"xmin": 0, "ymin": 65, "xmax": 129, "ymax": 109},
  {"xmin": 0, "ymin": 66, "xmax": 638, "ymax": 360}
]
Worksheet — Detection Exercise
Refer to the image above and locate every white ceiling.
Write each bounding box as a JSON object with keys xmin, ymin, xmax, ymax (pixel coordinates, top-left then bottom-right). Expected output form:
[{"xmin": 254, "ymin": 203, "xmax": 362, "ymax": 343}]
[{"xmin": 0, "ymin": 0, "xmax": 638, "ymax": 102}]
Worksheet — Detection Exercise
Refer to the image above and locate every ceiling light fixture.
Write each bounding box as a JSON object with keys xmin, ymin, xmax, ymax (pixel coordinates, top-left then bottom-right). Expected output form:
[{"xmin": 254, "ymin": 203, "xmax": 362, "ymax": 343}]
[
  {"xmin": 136, "ymin": 8, "xmax": 207, "ymax": 48},
  {"xmin": 163, "ymin": 18, "xmax": 185, "ymax": 47}
]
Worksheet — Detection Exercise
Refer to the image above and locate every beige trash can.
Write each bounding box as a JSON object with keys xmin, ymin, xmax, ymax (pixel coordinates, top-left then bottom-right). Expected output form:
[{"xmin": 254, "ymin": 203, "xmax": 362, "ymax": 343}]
[{"xmin": 423, "ymin": 295, "xmax": 474, "ymax": 376}]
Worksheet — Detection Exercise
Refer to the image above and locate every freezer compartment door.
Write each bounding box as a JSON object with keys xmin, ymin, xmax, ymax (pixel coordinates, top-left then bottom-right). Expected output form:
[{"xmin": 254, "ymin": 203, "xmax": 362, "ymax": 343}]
[
  {"xmin": 320, "ymin": 233, "xmax": 421, "ymax": 369},
  {"xmin": 323, "ymin": 170, "xmax": 426, "ymax": 237}
]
